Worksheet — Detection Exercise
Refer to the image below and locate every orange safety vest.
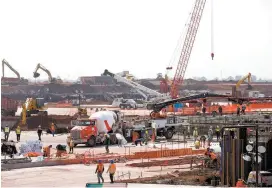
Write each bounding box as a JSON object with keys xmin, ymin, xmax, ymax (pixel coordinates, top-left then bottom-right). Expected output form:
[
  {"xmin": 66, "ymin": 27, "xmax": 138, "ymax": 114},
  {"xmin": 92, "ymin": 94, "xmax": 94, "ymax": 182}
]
[
  {"xmin": 43, "ymin": 146, "xmax": 50, "ymax": 156},
  {"xmin": 210, "ymin": 152, "xmax": 217, "ymax": 160},
  {"xmin": 97, "ymin": 163, "xmax": 104, "ymax": 173},
  {"xmin": 108, "ymin": 164, "xmax": 116, "ymax": 174},
  {"xmin": 51, "ymin": 124, "xmax": 55, "ymax": 131},
  {"xmin": 236, "ymin": 180, "xmax": 246, "ymax": 187}
]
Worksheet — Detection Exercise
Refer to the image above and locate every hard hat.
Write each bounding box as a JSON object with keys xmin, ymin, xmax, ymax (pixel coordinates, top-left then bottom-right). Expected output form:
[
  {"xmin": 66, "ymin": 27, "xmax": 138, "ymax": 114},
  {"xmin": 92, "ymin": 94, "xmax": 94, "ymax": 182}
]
[
  {"xmin": 98, "ymin": 160, "xmax": 102, "ymax": 163},
  {"xmin": 38, "ymin": 125, "xmax": 41, "ymax": 128},
  {"xmin": 110, "ymin": 160, "xmax": 114, "ymax": 164},
  {"xmin": 210, "ymin": 126, "xmax": 213, "ymax": 129}
]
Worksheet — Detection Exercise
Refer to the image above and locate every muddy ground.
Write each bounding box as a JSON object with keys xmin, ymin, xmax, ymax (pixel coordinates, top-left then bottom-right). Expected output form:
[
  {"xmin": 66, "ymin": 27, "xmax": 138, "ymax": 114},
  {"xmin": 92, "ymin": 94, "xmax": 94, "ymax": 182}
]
[{"xmin": 117, "ymin": 169, "xmax": 218, "ymax": 186}]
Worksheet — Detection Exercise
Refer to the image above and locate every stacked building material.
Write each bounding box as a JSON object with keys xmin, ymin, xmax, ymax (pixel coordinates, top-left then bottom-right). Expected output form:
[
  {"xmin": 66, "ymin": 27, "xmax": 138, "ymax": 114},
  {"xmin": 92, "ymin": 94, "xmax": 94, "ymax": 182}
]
[{"xmin": 20, "ymin": 140, "xmax": 43, "ymax": 156}]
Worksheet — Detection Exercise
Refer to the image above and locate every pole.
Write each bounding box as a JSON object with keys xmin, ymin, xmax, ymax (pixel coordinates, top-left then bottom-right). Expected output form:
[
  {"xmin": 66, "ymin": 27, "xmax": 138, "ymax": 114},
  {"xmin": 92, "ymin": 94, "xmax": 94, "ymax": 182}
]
[{"xmin": 255, "ymin": 125, "xmax": 259, "ymax": 187}]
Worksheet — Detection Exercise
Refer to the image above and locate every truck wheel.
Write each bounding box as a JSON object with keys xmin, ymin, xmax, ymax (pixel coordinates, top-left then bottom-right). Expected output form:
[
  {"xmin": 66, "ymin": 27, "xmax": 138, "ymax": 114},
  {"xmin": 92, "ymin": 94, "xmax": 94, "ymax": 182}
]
[
  {"xmin": 110, "ymin": 135, "xmax": 117, "ymax": 145},
  {"xmin": 165, "ymin": 129, "xmax": 174, "ymax": 139},
  {"xmin": 87, "ymin": 136, "xmax": 96, "ymax": 147},
  {"xmin": 119, "ymin": 105, "xmax": 125, "ymax": 109}
]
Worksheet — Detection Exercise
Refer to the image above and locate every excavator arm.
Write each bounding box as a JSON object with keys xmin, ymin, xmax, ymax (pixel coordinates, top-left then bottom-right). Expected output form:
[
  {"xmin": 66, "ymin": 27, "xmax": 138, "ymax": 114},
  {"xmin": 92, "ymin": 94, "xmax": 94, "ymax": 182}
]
[
  {"xmin": 236, "ymin": 73, "xmax": 252, "ymax": 89},
  {"xmin": 33, "ymin": 63, "xmax": 55, "ymax": 83},
  {"xmin": 2, "ymin": 59, "xmax": 20, "ymax": 79}
]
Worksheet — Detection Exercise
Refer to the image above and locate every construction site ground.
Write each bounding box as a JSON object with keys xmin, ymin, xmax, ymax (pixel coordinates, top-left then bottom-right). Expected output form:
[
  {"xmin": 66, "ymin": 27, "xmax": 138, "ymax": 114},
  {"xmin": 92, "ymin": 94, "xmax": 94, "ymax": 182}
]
[{"xmin": 1, "ymin": 131, "xmax": 218, "ymax": 187}]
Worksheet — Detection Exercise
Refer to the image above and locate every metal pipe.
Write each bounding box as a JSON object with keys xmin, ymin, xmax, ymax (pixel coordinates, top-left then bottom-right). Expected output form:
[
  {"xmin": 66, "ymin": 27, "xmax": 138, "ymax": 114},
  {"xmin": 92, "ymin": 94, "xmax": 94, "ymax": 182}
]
[{"xmin": 256, "ymin": 124, "xmax": 259, "ymax": 187}]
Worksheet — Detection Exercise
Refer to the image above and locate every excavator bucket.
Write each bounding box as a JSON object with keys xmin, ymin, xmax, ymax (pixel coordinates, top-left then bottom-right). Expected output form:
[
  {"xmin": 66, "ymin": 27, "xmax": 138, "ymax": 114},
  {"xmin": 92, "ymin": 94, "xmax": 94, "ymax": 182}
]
[
  {"xmin": 33, "ymin": 72, "xmax": 40, "ymax": 78},
  {"xmin": 247, "ymin": 84, "xmax": 253, "ymax": 90}
]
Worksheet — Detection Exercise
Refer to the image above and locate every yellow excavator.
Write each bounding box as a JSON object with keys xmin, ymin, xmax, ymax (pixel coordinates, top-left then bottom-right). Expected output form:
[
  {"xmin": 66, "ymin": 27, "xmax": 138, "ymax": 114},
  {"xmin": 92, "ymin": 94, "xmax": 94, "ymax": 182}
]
[
  {"xmin": 236, "ymin": 73, "xmax": 252, "ymax": 90},
  {"xmin": 33, "ymin": 63, "xmax": 62, "ymax": 84},
  {"xmin": 232, "ymin": 73, "xmax": 253, "ymax": 97},
  {"xmin": 24, "ymin": 98, "xmax": 48, "ymax": 117}
]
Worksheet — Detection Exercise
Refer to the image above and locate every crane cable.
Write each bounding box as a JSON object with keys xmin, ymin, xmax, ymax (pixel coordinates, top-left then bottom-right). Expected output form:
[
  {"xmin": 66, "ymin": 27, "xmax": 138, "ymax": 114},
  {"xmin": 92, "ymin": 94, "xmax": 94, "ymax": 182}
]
[{"xmin": 211, "ymin": 0, "xmax": 214, "ymax": 60}]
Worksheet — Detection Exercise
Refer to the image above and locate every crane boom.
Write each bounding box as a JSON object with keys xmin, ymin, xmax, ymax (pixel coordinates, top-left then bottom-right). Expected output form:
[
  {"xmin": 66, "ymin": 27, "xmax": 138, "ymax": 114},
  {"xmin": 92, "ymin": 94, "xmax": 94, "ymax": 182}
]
[
  {"xmin": 33, "ymin": 63, "xmax": 54, "ymax": 83},
  {"xmin": 103, "ymin": 69, "xmax": 164, "ymax": 101},
  {"xmin": 170, "ymin": 0, "xmax": 207, "ymax": 98},
  {"xmin": 2, "ymin": 59, "xmax": 20, "ymax": 79}
]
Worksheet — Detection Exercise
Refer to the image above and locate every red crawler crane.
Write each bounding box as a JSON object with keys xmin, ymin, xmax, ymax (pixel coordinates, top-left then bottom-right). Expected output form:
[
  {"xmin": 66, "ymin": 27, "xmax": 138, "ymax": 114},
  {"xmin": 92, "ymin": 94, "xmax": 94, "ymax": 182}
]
[{"xmin": 170, "ymin": 0, "xmax": 207, "ymax": 99}]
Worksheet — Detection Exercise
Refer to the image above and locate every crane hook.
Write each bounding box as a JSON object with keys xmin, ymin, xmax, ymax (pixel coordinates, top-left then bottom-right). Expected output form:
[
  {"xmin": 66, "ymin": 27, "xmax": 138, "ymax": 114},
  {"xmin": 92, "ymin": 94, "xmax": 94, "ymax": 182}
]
[{"xmin": 211, "ymin": 53, "xmax": 214, "ymax": 60}]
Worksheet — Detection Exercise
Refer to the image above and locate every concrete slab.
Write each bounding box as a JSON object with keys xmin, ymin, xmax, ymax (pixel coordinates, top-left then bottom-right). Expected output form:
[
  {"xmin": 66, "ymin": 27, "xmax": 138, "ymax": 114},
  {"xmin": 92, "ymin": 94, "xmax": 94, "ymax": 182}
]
[{"xmin": 1, "ymin": 162, "xmax": 196, "ymax": 187}]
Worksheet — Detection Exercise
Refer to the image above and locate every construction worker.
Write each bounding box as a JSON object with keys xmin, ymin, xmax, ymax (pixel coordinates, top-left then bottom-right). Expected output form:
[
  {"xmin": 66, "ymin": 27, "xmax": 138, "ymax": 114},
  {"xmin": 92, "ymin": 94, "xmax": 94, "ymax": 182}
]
[
  {"xmin": 43, "ymin": 145, "xmax": 52, "ymax": 157},
  {"xmin": 95, "ymin": 160, "xmax": 104, "ymax": 184},
  {"xmin": 215, "ymin": 126, "xmax": 220, "ymax": 141},
  {"xmin": 194, "ymin": 139, "xmax": 200, "ymax": 149},
  {"xmin": 107, "ymin": 160, "xmax": 116, "ymax": 183},
  {"xmin": 37, "ymin": 125, "xmax": 43, "ymax": 141},
  {"xmin": 193, "ymin": 127, "xmax": 198, "ymax": 141},
  {"xmin": 241, "ymin": 105, "xmax": 246, "ymax": 115},
  {"xmin": 4, "ymin": 125, "xmax": 10, "ymax": 141},
  {"xmin": 50, "ymin": 123, "xmax": 55, "ymax": 137},
  {"xmin": 66, "ymin": 135, "xmax": 74, "ymax": 153},
  {"xmin": 187, "ymin": 125, "xmax": 191, "ymax": 138},
  {"xmin": 70, "ymin": 137, "xmax": 75, "ymax": 154},
  {"xmin": 15, "ymin": 126, "xmax": 21, "ymax": 142},
  {"xmin": 144, "ymin": 129, "xmax": 149, "ymax": 145},
  {"xmin": 237, "ymin": 105, "xmax": 241, "ymax": 116},
  {"xmin": 236, "ymin": 179, "xmax": 247, "ymax": 187},
  {"xmin": 207, "ymin": 126, "xmax": 213, "ymax": 146},
  {"xmin": 200, "ymin": 135, "xmax": 206, "ymax": 148},
  {"xmin": 218, "ymin": 106, "xmax": 223, "ymax": 116},
  {"xmin": 105, "ymin": 134, "xmax": 110, "ymax": 154},
  {"xmin": 202, "ymin": 106, "xmax": 206, "ymax": 116}
]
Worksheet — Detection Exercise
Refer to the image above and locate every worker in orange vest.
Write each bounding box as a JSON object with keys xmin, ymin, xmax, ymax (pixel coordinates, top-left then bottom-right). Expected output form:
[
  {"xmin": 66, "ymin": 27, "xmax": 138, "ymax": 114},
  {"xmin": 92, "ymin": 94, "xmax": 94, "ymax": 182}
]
[
  {"xmin": 236, "ymin": 179, "xmax": 247, "ymax": 187},
  {"xmin": 43, "ymin": 145, "xmax": 52, "ymax": 158},
  {"xmin": 50, "ymin": 123, "xmax": 55, "ymax": 137},
  {"xmin": 95, "ymin": 160, "xmax": 104, "ymax": 184},
  {"xmin": 107, "ymin": 160, "xmax": 116, "ymax": 183}
]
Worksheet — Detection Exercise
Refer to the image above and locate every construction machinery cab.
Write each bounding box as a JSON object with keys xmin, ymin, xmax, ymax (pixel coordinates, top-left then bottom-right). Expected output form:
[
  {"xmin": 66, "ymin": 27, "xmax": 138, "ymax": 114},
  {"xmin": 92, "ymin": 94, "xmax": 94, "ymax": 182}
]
[{"xmin": 25, "ymin": 98, "xmax": 47, "ymax": 117}]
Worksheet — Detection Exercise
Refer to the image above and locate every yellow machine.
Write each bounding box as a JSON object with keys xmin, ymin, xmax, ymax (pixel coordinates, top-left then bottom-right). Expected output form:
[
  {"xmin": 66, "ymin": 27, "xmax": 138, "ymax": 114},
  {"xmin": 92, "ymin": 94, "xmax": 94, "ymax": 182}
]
[
  {"xmin": 33, "ymin": 63, "xmax": 62, "ymax": 84},
  {"xmin": 21, "ymin": 103, "xmax": 27, "ymax": 125},
  {"xmin": 232, "ymin": 73, "xmax": 253, "ymax": 97},
  {"xmin": 236, "ymin": 73, "xmax": 252, "ymax": 90},
  {"xmin": 24, "ymin": 98, "xmax": 48, "ymax": 117},
  {"xmin": 77, "ymin": 107, "xmax": 88, "ymax": 117}
]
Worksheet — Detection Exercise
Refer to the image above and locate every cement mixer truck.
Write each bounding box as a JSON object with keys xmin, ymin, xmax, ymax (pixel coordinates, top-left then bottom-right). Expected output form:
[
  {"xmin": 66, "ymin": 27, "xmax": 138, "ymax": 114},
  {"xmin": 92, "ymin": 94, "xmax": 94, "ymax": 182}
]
[{"xmin": 70, "ymin": 110, "xmax": 122, "ymax": 147}]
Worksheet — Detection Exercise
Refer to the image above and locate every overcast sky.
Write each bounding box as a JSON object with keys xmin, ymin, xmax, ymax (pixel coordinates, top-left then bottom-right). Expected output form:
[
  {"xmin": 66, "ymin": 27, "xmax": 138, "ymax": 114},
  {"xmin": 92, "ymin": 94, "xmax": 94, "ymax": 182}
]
[{"xmin": 0, "ymin": 0, "xmax": 271, "ymax": 81}]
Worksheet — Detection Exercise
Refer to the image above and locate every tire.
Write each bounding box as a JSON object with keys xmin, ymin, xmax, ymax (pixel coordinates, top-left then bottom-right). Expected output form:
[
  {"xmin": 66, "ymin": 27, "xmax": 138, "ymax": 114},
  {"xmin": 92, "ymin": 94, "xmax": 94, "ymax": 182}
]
[
  {"xmin": 119, "ymin": 105, "xmax": 125, "ymax": 109},
  {"xmin": 165, "ymin": 129, "xmax": 174, "ymax": 139},
  {"xmin": 87, "ymin": 136, "xmax": 96, "ymax": 147},
  {"xmin": 126, "ymin": 105, "xmax": 131, "ymax": 110},
  {"xmin": 110, "ymin": 134, "xmax": 117, "ymax": 145}
]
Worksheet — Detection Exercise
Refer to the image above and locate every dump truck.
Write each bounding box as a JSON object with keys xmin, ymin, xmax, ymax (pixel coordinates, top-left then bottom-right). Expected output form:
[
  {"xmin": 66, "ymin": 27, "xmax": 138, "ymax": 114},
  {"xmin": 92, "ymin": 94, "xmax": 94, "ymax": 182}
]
[
  {"xmin": 1, "ymin": 96, "xmax": 18, "ymax": 116},
  {"xmin": 70, "ymin": 110, "xmax": 153, "ymax": 147}
]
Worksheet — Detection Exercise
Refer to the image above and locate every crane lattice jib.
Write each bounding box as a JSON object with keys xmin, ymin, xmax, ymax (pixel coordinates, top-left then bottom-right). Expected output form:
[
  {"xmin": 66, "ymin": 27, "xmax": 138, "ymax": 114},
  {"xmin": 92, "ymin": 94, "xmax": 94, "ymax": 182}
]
[{"xmin": 170, "ymin": 0, "xmax": 207, "ymax": 98}]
